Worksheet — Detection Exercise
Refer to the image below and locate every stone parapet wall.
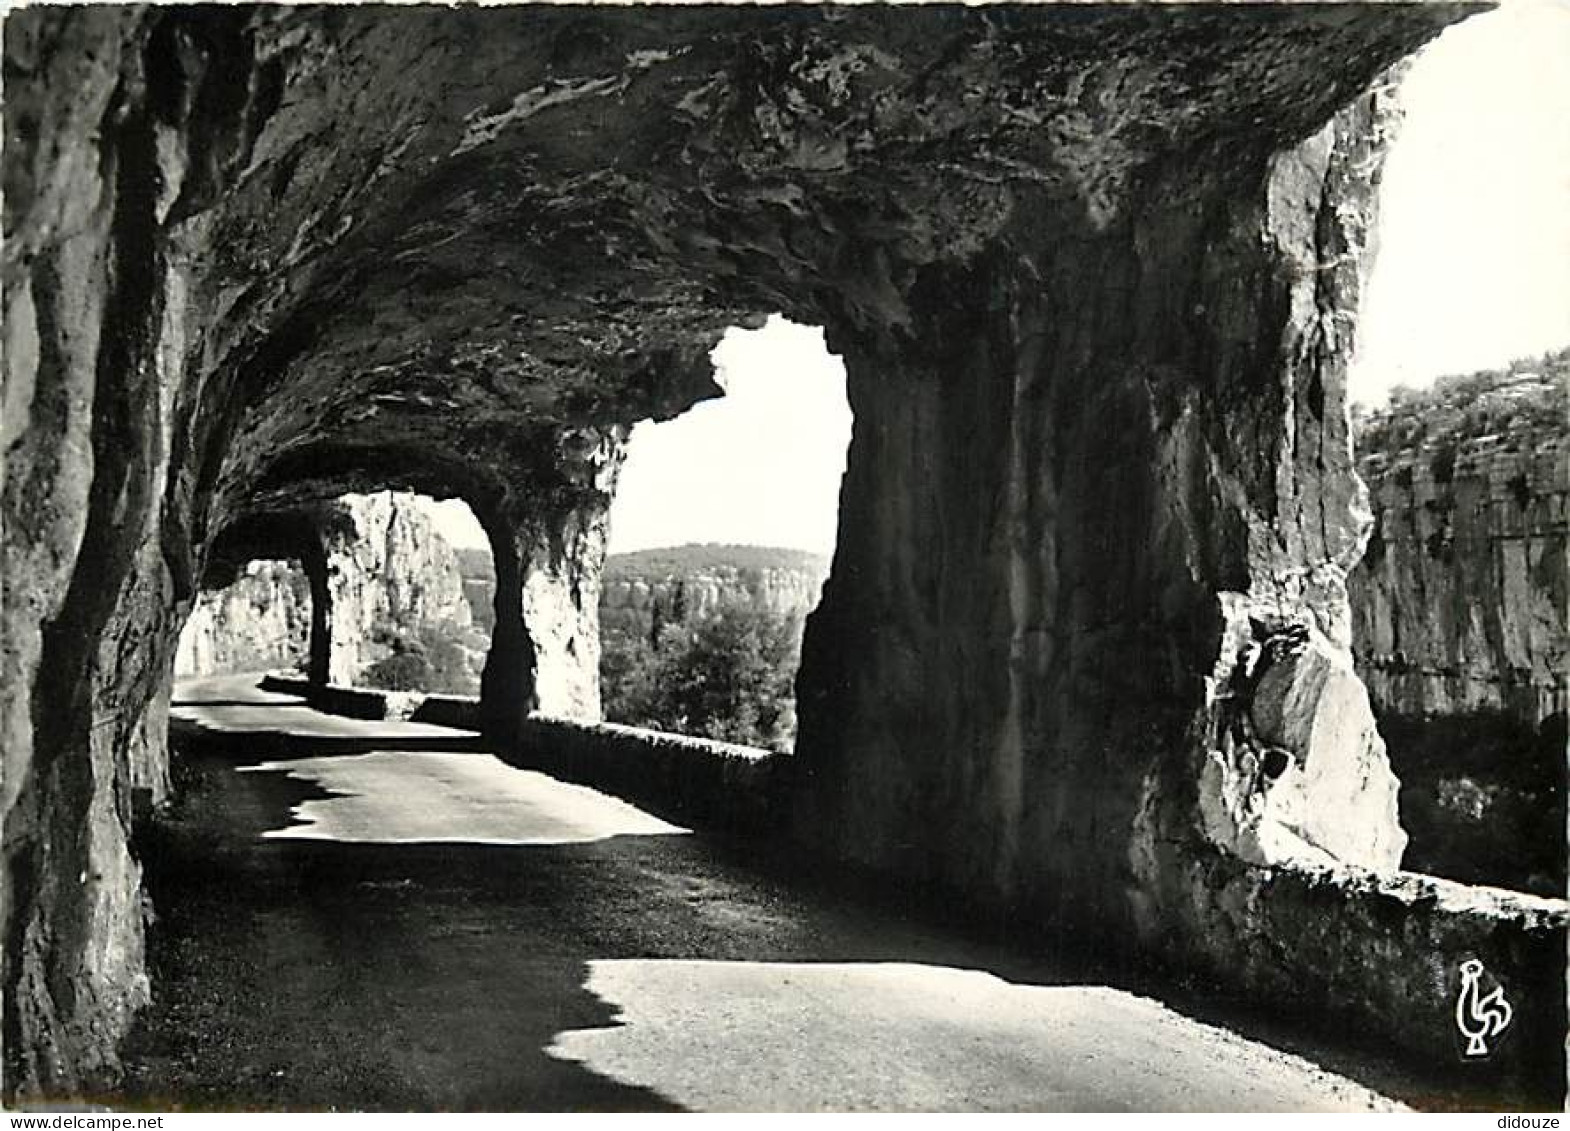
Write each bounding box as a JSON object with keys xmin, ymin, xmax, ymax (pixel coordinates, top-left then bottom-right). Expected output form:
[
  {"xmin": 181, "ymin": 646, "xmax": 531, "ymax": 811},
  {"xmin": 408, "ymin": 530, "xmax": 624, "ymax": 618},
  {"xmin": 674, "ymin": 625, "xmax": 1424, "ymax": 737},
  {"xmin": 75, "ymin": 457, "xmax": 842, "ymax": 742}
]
[
  {"xmin": 258, "ymin": 675, "xmax": 781, "ymax": 833},
  {"xmin": 256, "ymin": 674, "xmax": 437, "ymax": 723},
  {"xmin": 1137, "ymin": 846, "xmax": 1567, "ymax": 1099},
  {"xmin": 513, "ymin": 717, "xmax": 781, "ymax": 834}
]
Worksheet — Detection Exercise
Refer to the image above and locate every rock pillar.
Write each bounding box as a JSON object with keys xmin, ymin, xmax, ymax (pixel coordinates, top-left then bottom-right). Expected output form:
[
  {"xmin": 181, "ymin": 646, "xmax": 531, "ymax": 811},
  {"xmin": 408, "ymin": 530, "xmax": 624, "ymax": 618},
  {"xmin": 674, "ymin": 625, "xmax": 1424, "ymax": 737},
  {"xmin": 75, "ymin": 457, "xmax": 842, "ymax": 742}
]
[
  {"xmin": 2, "ymin": 8, "xmax": 173, "ymax": 1096},
  {"xmin": 797, "ymin": 87, "xmax": 1408, "ymax": 933},
  {"xmin": 302, "ymin": 539, "xmax": 333, "ymax": 686},
  {"xmin": 480, "ymin": 428, "xmax": 626, "ymax": 733},
  {"xmin": 319, "ymin": 529, "xmax": 362, "ymax": 688}
]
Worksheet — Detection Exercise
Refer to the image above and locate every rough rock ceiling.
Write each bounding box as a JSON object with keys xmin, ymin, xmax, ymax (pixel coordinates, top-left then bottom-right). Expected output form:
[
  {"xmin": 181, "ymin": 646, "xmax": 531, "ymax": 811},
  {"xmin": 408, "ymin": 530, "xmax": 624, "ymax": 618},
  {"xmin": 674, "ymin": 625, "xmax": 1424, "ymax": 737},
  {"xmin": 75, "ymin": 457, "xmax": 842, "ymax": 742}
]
[{"xmin": 136, "ymin": 3, "xmax": 1477, "ymax": 517}]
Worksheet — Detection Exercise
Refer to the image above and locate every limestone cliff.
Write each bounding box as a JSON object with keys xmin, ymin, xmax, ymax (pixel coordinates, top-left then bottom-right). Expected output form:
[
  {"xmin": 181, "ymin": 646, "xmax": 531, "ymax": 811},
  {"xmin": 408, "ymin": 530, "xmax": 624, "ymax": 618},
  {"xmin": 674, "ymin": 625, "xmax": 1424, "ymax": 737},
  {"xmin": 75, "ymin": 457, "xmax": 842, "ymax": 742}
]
[
  {"xmin": 1349, "ymin": 354, "xmax": 1569, "ymax": 726},
  {"xmin": 317, "ymin": 492, "xmax": 476, "ymax": 688},
  {"xmin": 462, "ymin": 542, "xmax": 827, "ymax": 644},
  {"xmin": 599, "ymin": 545, "xmax": 828, "ymax": 642},
  {"xmin": 174, "ymin": 560, "xmax": 309, "ymax": 677},
  {"xmin": 1348, "ymin": 354, "xmax": 1569, "ymax": 894}
]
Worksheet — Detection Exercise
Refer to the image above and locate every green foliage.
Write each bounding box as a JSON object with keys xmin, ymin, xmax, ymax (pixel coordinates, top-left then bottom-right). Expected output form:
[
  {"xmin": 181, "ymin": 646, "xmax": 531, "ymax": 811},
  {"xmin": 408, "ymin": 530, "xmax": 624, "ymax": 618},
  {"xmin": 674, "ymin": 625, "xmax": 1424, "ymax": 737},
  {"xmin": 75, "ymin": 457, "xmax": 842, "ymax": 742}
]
[
  {"xmin": 601, "ymin": 602, "xmax": 804, "ymax": 753},
  {"xmin": 1357, "ymin": 345, "xmax": 1570, "ymax": 457},
  {"xmin": 359, "ymin": 619, "xmax": 481, "ymax": 695},
  {"xmin": 600, "ymin": 624, "xmax": 660, "ymax": 728},
  {"xmin": 1380, "ymin": 710, "xmax": 1567, "ymax": 896},
  {"xmin": 360, "ymin": 650, "xmax": 436, "ymax": 692}
]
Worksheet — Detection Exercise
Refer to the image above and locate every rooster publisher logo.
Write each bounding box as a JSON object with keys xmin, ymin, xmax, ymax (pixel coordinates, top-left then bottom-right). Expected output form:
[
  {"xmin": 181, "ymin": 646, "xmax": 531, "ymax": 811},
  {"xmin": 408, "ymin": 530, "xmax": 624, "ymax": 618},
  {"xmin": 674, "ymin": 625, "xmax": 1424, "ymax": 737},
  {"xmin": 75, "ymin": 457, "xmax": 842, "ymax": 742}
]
[{"xmin": 1455, "ymin": 958, "xmax": 1513, "ymax": 1058}]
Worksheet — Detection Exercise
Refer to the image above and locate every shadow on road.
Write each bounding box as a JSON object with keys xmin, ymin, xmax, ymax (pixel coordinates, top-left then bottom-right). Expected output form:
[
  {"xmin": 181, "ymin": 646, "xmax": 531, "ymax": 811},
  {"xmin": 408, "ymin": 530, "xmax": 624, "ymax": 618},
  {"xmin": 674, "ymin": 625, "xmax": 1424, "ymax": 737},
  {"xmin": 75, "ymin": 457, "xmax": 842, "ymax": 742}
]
[
  {"xmin": 122, "ymin": 712, "xmax": 1102, "ymax": 1112},
  {"xmin": 170, "ymin": 699, "xmax": 317, "ymax": 710},
  {"xmin": 114, "ymin": 679, "xmax": 1546, "ymax": 1112},
  {"xmin": 171, "ymin": 718, "xmax": 493, "ymax": 762},
  {"xmin": 126, "ymin": 734, "xmax": 687, "ymax": 1111}
]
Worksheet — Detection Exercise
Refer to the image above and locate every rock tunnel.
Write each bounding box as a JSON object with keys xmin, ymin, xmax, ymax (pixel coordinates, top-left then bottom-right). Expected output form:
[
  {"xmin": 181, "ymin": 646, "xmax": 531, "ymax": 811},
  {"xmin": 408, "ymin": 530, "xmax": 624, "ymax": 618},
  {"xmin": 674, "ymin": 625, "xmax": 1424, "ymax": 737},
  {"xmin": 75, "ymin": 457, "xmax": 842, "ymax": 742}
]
[
  {"xmin": 197, "ymin": 492, "xmax": 484, "ymax": 692},
  {"xmin": 4, "ymin": 1, "xmax": 1564, "ymax": 1101}
]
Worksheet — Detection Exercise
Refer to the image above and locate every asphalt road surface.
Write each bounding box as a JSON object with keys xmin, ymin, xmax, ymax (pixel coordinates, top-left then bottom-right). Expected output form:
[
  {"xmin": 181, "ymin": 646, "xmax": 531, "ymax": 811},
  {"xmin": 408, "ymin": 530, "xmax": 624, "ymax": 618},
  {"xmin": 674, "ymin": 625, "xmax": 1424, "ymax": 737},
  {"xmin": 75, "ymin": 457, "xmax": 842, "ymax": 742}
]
[{"xmin": 119, "ymin": 673, "xmax": 1416, "ymax": 1112}]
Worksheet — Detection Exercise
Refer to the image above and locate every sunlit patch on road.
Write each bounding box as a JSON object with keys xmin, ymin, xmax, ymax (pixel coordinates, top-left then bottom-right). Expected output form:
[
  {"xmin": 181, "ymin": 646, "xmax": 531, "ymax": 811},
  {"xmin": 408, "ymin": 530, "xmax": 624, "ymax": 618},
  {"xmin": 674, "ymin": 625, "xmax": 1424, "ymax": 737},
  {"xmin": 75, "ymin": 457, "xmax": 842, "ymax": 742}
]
[
  {"xmin": 239, "ymin": 750, "xmax": 690, "ymax": 844},
  {"xmin": 547, "ymin": 959, "xmax": 1405, "ymax": 1113}
]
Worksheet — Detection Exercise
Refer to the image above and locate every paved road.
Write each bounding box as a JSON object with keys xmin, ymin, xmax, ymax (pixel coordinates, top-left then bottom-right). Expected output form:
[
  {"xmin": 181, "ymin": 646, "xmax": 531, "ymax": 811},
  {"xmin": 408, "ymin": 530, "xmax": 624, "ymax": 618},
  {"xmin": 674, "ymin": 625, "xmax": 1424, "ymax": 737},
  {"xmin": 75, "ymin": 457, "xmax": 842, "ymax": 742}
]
[{"xmin": 121, "ymin": 673, "xmax": 1410, "ymax": 1112}]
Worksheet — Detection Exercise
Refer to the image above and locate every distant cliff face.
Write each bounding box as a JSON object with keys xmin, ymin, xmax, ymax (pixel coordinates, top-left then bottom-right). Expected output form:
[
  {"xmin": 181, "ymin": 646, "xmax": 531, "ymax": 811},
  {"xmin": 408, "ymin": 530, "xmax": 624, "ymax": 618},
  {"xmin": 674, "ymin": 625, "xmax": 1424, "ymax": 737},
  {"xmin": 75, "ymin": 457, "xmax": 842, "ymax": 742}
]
[
  {"xmin": 1348, "ymin": 357, "xmax": 1568, "ymax": 727},
  {"xmin": 459, "ymin": 543, "xmax": 830, "ymax": 643},
  {"xmin": 177, "ymin": 493, "xmax": 476, "ymax": 685},
  {"xmin": 322, "ymin": 492, "xmax": 476, "ymax": 685},
  {"xmin": 1348, "ymin": 354, "xmax": 1568, "ymax": 895},
  {"xmin": 599, "ymin": 545, "xmax": 829, "ymax": 641},
  {"xmin": 175, "ymin": 561, "xmax": 311, "ymax": 677}
]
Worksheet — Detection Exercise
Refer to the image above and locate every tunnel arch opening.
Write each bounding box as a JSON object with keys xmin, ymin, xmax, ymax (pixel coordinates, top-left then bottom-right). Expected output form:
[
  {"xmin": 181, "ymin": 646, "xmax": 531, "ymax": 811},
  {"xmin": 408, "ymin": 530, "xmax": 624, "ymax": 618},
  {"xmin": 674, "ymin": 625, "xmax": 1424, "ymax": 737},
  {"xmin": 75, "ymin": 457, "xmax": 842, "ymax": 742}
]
[
  {"xmin": 328, "ymin": 491, "xmax": 492, "ymax": 699},
  {"xmin": 1342, "ymin": 3, "xmax": 1570, "ymax": 900},
  {"xmin": 174, "ymin": 557, "xmax": 312, "ymax": 683},
  {"xmin": 172, "ymin": 489, "xmax": 497, "ymax": 702},
  {"xmin": 598, "ymin": 315, "xmax": 851, "ymax": 754}
]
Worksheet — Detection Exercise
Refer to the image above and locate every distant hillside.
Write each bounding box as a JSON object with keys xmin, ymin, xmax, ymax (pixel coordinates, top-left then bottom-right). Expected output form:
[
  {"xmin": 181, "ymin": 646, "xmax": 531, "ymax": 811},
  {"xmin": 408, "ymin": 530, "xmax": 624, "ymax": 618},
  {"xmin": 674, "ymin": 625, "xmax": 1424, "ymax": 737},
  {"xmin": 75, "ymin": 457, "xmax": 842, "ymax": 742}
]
[
  {"xmin": 455, "ymin": 546, "xmax": 494, "ymax": 583},
  {"xmin": 600, "ymin": 543, "xmax": 829, "ymax": 640},
  {"xmin": 451, "ymin": 542, "xmax": 829, "ymax": 587},
  {"xmin": 455, "ymin": 542, "xmax": 832, "ymax": 637},
  {"xmin": 605, "ymin": 543, "xmax": 829, "ymax": 581},
  {"xmin": 1353, "ymin": 345, "xmax": 1569, "ymax": 456}
]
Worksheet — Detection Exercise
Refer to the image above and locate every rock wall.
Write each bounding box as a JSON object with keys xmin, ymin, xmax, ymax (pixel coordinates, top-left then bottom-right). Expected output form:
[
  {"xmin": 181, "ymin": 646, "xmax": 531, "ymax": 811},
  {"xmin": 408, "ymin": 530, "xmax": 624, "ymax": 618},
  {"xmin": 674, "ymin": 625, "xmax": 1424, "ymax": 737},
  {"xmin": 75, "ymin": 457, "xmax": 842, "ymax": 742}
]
[
  {"xmin": 4, "ymin": 9, "xmax": 172, "ymax": 1094},
  {"xmin": 477, "ymin": 431, "xmax": 626, "ymax": 729},
  {"xmin": 317, "ymin": 492, "xmax": 475, "ymax": 687},
  {"xmin": 7, "ymin": 3, "xmax": 1528, "ymax": 1102},
  {"xmin": 1347, "ymin": 358, "xmax": 1568, "ymax": 894},
  {"xmin": 599, "ymin": 546, "xmax": 828, "ymax": 641},
  {"xmin": 174, "ymin": 560, "xmax": 310, "ymax": 677},
  {"xmin": 791, "ymin": 64, "xmax": 1563, "ymax": 1087},
  {"xmin": 797, "ymin": 92, "xmax": 1411, "ymax": 915},
  {"xmin": 1349, "ymin": 360, "xmax": 1569, "ymax": 726}
]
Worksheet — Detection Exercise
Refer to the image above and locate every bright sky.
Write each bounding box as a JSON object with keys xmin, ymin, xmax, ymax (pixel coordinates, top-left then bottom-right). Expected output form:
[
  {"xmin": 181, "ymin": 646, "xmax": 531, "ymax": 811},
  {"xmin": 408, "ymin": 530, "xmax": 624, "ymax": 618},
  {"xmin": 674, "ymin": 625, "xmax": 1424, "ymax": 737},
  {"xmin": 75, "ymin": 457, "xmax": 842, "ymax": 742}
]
[
  {"xmin": 421, "ymin": 317, "xmax": 852, "ymax": 554},
  {"xmin": 424, "ymin": 498, "xmax": 488, "ymax": 550},
  {"xmin": 607, "ymin": 317, "xmax": 852, "ymax": 555},
  {"xmin": 427, "ymin": 2, "xmax": 1568, "ymax": 551},
  {"xmin": 1349, "ymin": 0, "xmax": 1570, "ymax": 404}
]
